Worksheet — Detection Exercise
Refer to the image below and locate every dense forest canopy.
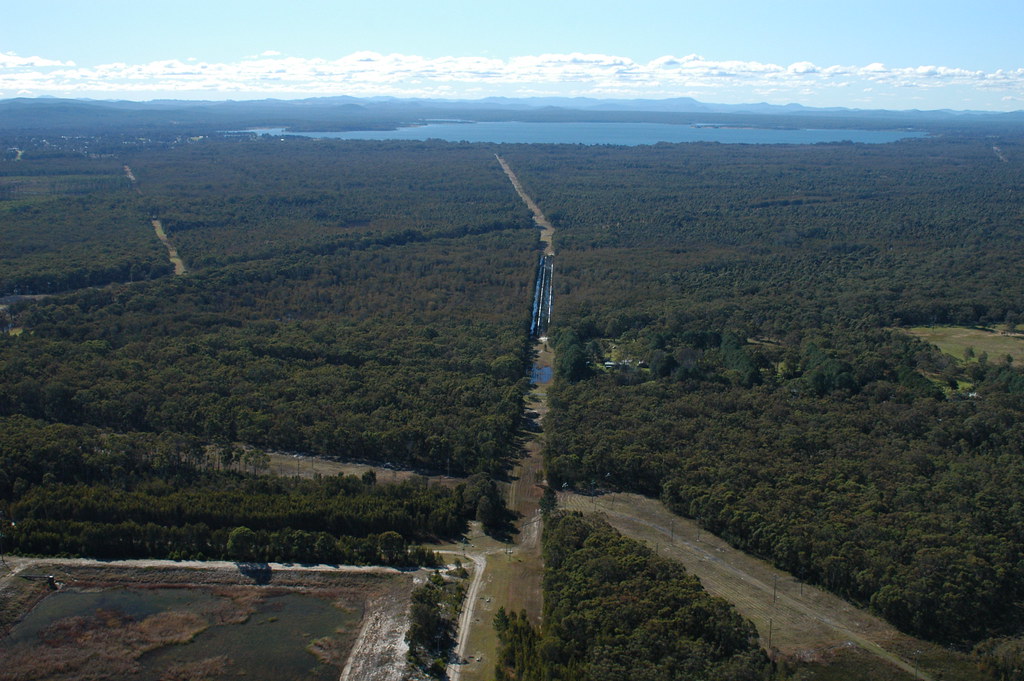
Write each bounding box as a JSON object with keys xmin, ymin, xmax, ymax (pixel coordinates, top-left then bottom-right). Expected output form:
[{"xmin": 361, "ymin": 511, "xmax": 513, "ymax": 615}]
[
  {"xmin": 494, "ymin": 135, "xmax": 1024, "ymax": 647},
  {"xmin": 0, "ymin": 137, "xmax": 540, "ymax": 564},
  {"xmin": 1, "ymin": 140, "xmax": 537, "ymax": 475},
  {"xmin": 495, "ymin": 512, "xmax": 770, "ymax": 681},
  {"xmin": 3, "ymin": 122, "xmax": 1024, "ymax": 656}
]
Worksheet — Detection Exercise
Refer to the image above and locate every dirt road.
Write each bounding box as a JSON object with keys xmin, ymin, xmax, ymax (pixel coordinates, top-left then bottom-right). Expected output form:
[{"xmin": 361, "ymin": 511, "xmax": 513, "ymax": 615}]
[
  {"xmin": 496, "ymin": 155, "xmax": 555, "ymax": 256},
  {"xmin": 122, "ymin": 165, "xmax": 187, "ymax": 275},
  {"xmin": 151, "ymin": 219, "xmax": 187, "ymax": 274},
  {"xmin": 444, "ymin": 551, "xmax": 487, "ymax": 681}
]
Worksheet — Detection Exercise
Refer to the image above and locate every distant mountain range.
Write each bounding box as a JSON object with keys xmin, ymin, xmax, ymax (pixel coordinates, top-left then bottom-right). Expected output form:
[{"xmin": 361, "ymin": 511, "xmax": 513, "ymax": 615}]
[{"xmin": 1, "ymin": 95, "xmax": 1022, "ymax": 135}]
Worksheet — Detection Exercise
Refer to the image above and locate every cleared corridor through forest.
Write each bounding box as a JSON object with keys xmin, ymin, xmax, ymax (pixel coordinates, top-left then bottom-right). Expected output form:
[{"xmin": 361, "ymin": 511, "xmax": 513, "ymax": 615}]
[{"xmin": 445, "ymin": 157, "xmax": 556, "ymax": 681}]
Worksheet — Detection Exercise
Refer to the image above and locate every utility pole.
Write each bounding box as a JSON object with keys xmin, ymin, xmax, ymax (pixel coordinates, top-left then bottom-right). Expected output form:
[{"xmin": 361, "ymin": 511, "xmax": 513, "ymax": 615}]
[
  {"xmin": 0, "ymin": 510, "xmax": 8, "ymax": 567},
  {"xmin": 773, "ymin": 575, "xmax": 778, "ymax": 604}
]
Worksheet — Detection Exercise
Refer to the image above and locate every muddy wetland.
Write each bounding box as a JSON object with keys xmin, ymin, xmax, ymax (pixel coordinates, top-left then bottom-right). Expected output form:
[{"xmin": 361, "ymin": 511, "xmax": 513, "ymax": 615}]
[{"xmin": 0, "ymin": 583, "xmax": 363, "ymax": 681}]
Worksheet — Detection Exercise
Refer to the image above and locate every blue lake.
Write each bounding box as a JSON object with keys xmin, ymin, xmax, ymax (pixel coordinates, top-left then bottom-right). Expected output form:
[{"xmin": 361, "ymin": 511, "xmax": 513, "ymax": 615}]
[{"xmin": 245, "ymin": 121, "xmax": 927, "ymax": 145}]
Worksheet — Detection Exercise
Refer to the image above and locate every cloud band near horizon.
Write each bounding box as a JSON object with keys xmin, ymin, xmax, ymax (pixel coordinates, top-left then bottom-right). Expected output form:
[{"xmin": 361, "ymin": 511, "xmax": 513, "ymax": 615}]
[{"xmin": 2, "ymin": 51, "xmax": 1022, "ymax": 110}]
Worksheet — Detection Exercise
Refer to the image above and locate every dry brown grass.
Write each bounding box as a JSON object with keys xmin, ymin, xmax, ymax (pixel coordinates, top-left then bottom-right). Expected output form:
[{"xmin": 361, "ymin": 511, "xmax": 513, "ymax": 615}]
[
  {"xmin": 0, "ymin": 607, "xmax": 210, "ymax": 681},
  {"xmin": 134, "ymin": 610, "xmax": 209, "ymax": 645},
  {"xmin": 207, "ymin": 585, "xmax": 261, "ymax": 624},
  {"xmin": 308, "ymin": 634, "xmax": 351, "ymax": 667},
  {"xmin": 157, "ymin": 655, "xmax": 231, "ymax": 681}
]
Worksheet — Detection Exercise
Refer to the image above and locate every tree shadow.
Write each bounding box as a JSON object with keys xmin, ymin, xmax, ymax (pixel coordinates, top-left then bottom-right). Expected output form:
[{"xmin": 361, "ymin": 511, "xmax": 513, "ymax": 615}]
[
  {"xmin": 483, "ymin": 508, "xmax": 521, "ymax": 543},
  {"xmin": 235, "ymin": 562, "xmax": 273, "ymax": 584}
]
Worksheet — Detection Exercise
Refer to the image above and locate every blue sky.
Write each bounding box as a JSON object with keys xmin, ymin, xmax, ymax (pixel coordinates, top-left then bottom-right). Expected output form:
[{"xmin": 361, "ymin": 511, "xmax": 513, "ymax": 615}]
[{"xmin": 2, "ymin": 0, "xmax": 1022, "ymax": 110}]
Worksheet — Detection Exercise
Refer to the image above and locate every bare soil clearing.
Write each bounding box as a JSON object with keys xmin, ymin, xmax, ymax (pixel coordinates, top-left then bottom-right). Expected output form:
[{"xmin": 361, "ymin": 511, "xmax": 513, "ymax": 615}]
[
  {"xmin": 556, "ymin": 492, "xmax": 978, "ymax": 681},
  {"xmin": 340, "ymin": 573, "xmax": 421, "ymax": 681}
]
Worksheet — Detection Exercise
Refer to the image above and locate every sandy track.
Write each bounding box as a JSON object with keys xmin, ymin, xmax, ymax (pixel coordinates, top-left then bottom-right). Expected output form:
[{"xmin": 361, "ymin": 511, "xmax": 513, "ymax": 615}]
[
  {"xmin": 444, "ymin": 551, "xmax": 488, "ymax": 681},
  {"xmin": 151, "ymin": 219, "xmax": 187, "ymax": 274},
  {"xmin": 340, "ymin": 577, "xmax": 418, "ymax": 681},
  {"xmin": 496, "ymin": 155, "xmax": 555, "ymax": 255},
  {"xmin": 560, "ymin": 492, "xmax": 933, "ymax": 680},
  {"xmin": 123, "ymin": 164, "xmax": 187, "ymax": 275}
]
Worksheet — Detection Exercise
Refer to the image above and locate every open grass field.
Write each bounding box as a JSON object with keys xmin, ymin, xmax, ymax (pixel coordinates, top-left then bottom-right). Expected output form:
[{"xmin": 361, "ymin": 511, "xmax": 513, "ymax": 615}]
[{"xmin": 904, "ymin": 325, "xmax": 1024, "ymax": 364}]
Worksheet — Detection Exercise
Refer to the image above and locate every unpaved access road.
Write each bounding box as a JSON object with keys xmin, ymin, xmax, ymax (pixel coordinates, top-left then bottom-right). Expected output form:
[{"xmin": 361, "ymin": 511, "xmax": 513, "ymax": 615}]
[
  {"xmin": 151, "ymin": 219, "xmax": 187, "ymax": 275},
  {"xmin": 560, "ymin": 492, "xmax": 934, "ymax": 681},
  {"xmin": 496, "ymin": 155, "xmax": 554, "ymax": 256},
  {"xmin": 1, "ymin": 555, "xmax": 402, "ymax": 578},
  {"xmin": 122, "ymin": 164, "xmax": 187, "ymax": 275},
  {"xmin": 442, "ymin": 551, "xmax": 487, "ymax": 681}
]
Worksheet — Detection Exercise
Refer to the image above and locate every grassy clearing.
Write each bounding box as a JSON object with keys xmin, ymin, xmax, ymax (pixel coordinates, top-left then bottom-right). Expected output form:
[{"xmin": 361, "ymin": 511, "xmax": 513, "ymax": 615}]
[
  {"xmin": 444, "ymin": 530, "xmax": 509, "ymax": 681},
  {"xmin": 427, "ymin": 442, "xmax": 546, "ymax": 681},
  {"xmin": 904, "ymin": 325, "xmax": 1024, "ymax": 363},
  {"xmin": 264, "ymin": 452, "xmax": 461, "ymax": 489}
]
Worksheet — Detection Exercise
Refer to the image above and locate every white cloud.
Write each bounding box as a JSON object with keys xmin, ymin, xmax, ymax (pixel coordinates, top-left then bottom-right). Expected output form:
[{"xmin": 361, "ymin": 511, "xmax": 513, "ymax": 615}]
[
  {"xmin": 0, "ymin": 52, "xmax": 74, "ymax": 68},
  {"xmin": 0, "ymin": 51, "xmax": 1022, "ymax": 110}
]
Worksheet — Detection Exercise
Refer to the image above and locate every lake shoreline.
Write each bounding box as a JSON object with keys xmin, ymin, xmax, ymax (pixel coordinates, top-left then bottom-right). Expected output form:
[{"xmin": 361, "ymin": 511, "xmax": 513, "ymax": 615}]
[{"xmin": 232, "ymin": 121, "xmax": 927, "ymax": 146}]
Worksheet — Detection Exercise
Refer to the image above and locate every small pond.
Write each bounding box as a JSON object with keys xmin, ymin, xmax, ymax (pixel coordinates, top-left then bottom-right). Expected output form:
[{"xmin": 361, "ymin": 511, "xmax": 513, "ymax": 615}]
[{"xmin": 5, "ymin": 586, "xmax": 361, "ymax": 681}]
